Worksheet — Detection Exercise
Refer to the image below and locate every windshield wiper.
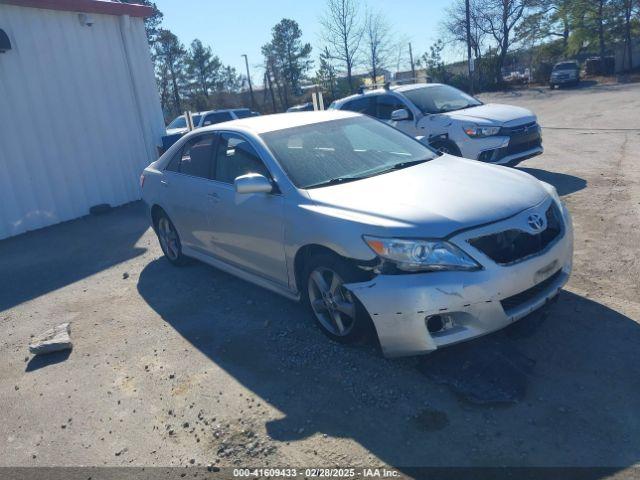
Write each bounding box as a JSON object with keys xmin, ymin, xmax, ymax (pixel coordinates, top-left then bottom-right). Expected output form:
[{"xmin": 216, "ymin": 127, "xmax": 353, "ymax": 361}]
[
  {"xmin": 367, "ymin": 158, "xmax": 430, "ymax": 175},
  {"xmin": 389, "ymin": 158, "xmax": 430, "ymax": 170},
  {"xmin": 304, "ymin": 158, "xmax": 431, "ymax": 189},
  {"xmin": 304, "ymin": 176, "xmax": 363, "ymax": 189}
]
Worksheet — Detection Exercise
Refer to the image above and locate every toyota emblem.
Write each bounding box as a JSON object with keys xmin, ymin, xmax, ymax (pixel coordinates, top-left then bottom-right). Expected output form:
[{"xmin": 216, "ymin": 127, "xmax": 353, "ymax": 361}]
[{"xmin": 527, "ymin": 213, "xmax": 546, "ymax": 232}]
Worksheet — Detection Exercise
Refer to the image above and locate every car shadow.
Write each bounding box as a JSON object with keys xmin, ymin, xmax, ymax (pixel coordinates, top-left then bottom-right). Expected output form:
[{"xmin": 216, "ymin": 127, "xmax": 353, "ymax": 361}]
[
  {"xmin": 515, "ymin": 167, "xmax": 587, "ymax": 196},
  {"xmin": 0, "ymin": 202, "xmax": 148, "ymax": 312},
  {"xmin": 137, "ymin": 257, "xmax": 640, "ymax": 472}
]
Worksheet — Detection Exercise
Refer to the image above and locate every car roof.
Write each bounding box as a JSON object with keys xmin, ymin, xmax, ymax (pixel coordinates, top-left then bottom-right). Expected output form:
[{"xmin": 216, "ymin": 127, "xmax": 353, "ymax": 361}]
[
  {"xmin": 200, "ymin": 108, "xmax": 250, "ymax": 115},
  {"xmin": 334, "ymin": 82, "xmax": 443, "ymax": 104},
  {"xmin": 196, "ymin": 110, "xmax": 360, "ymax": 135}
]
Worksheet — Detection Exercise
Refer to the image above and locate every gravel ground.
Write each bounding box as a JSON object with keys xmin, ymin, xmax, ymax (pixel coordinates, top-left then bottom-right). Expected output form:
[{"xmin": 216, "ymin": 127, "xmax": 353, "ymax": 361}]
[{"xmin": 1, "ymin": 82, "xmax": 639, "ymax": 473}]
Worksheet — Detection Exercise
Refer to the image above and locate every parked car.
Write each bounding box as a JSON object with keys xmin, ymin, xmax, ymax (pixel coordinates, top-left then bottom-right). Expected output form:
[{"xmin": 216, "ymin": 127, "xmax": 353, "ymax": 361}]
[
  {"xmin": 162, "ymin": 109, "xmax": 259, "ymax": 151},
  {"xmin": 162, "ymin": 112, "xmax": 206, "ymax": 152},
  {"xmin": 329, "ymin": 83, "xmax": 542, "ymax": 164},
  {"xmin": 549, "ymin": 61, "xmax": 580, "ymax": 88},
  {"xmin": 287, "ymin": 102, "xmax": 315, "ymax": 112},
  {"xmin": 141, "ymin": 110, "xmax": 572, "ymax": 357},
  {"xmin": 165, "ymin": 112, "xmax": 204, "ymax": 136}
]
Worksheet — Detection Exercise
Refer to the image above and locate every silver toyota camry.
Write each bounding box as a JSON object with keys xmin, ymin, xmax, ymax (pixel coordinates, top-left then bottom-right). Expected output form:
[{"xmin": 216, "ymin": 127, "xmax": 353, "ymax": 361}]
[{"xmin": 141, "ymin": 110, "xmax": 573, "ymax": 357}]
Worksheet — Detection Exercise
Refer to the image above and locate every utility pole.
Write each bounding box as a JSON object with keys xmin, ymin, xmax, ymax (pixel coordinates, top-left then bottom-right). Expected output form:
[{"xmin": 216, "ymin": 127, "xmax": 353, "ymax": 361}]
[
  {"xmin": 465, "ymin": 0, "xmax": 474, "ymax": 94},
  {"xmin": 241, "ymin": 54, "xmax": 256, "ymax": 110},
  {"xmin": 408, "ymin": 42, "xmax": 416, "ymax": 80}
]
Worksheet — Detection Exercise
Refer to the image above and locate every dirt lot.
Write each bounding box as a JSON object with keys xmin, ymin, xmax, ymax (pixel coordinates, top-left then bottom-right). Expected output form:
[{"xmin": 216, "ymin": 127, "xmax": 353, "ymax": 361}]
[{"xmin": 1, "ymin": 82, "xmax": 640, "ymax": 474}]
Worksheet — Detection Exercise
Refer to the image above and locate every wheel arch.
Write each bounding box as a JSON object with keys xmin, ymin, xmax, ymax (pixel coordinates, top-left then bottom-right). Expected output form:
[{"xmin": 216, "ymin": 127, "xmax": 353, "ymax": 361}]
[
  {"xmin": 429, "ymin": 137, "xmax": 462, "ymax": 156},
  {"xmin": 293, "ymin": 244, "xmax": 374, "ymax": 295},
  {"xmin": 150, "ymin": 204, "xmax": 166, "ymax": 231}
]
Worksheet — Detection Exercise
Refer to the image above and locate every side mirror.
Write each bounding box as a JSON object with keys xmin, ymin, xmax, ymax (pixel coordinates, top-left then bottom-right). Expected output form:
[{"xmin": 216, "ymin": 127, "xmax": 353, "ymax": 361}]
[
  {"xmin": 234, "ymin": 173, "xmax": 273, "ymax": 194},
  {"xmin": 391, "ymin": 108, "xmax": 410, "ymax": 121}
]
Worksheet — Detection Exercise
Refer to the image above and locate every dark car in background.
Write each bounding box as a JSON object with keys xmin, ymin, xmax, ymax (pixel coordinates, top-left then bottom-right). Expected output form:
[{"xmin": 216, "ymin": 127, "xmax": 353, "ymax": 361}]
[{"xmin": 549, "ymin": 61, "xmax": 580, "ymax": 89}]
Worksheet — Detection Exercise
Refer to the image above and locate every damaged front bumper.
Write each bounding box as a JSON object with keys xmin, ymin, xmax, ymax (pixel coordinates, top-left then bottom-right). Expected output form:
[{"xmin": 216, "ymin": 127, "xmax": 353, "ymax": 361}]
[{"xmin": 346, "ymin": 200, "xmax": 573, "ymax": 358}]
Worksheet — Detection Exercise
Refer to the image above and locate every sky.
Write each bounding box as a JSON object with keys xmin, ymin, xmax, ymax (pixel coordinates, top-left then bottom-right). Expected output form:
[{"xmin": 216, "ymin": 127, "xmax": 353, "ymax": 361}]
[{"xmin": 153, "ymin": 0, "xmax": 459, "ymax": 86}]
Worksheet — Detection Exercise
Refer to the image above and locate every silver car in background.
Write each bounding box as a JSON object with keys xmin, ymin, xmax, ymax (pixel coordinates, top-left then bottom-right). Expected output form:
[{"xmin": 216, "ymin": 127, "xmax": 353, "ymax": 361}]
[{"xmin": 141, "ymin": 110, "xmax": 573, "ymax": 357}]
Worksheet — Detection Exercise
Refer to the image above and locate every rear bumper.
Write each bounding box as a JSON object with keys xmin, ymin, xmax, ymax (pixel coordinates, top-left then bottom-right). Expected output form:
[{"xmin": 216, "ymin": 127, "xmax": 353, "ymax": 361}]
[{"xmin": 346, "ymin": 200, "xmax": 573, "ymax": 358}]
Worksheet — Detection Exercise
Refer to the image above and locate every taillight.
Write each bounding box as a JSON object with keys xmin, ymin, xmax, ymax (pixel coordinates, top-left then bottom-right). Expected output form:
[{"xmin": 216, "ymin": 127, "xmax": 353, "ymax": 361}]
[{"xmin": 139, "ymin": 174, "xmax": 145, "ymax": 189}]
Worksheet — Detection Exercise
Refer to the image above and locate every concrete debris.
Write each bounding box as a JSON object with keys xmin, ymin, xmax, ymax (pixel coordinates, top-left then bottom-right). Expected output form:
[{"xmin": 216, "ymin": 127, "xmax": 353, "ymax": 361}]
[{"xmin": 29, "ymin": 323, "xmax": 72, "ymax": 355}]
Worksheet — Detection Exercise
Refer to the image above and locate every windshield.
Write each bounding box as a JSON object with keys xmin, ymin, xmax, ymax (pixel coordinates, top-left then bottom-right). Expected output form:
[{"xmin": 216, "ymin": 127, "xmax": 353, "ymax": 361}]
[
  {"xmin": 167, "ymin": 116, "xmax": 186, "ymax": 129},
  {"xmin": 554, "ymin": 62, "xmax": 578, "ymax": 71},
  {"xmin": 403, "ymin": 85, "xmax": 482, "ymax": 114},
  {"xmin": 260, "ymin": 116, "xmax": 437, "ymax": 189}
]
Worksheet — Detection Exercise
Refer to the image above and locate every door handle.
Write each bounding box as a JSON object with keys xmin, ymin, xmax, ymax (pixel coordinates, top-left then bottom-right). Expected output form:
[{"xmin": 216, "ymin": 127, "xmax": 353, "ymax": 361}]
[
  {"xmin": 207, "ymin": 192, "xmax": 220, "ymax": 202},
  {"xmin": 160, "ymin": 179, "xmax": 169, "ymax": 187}
]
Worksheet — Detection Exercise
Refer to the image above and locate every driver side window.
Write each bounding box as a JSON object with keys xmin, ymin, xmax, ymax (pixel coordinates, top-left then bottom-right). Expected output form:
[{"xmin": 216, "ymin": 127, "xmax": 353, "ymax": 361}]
[
  {"xmin": 214, "ymin": 133, "xmax": 270, "ymax": 184},
  {"xmin": 376, "ymin": 95, "xmax": 412, "ymax": 120}
]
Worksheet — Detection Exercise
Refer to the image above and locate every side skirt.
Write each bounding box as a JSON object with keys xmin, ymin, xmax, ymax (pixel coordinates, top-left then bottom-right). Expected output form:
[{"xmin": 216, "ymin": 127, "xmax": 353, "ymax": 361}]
[{"xmin": 183, "ymin": 246, "xmax": 301, "ymax": 302}]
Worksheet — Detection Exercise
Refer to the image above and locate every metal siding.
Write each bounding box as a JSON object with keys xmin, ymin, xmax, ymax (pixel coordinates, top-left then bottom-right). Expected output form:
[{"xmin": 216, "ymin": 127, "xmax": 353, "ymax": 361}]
[{"xmin": 0, "ymin": 4, "xmax": 164, "ymax": 239}]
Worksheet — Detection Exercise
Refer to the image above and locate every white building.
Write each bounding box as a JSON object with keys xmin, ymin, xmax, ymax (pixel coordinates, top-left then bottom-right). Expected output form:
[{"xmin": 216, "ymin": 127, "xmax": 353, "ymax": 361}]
[{"xmin": 0, "ymin": 0, "xmax": 165, "ymax": 239}]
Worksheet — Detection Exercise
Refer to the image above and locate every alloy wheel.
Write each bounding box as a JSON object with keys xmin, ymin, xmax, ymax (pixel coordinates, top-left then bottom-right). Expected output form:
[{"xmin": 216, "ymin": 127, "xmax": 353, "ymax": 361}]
[
  {"xmin": 307, "ymin": 267, "xmax": 357, "ymax": 337},
  {"xmin": 158, "ymin": 217, "xmax": 180, "ymax": 261}
]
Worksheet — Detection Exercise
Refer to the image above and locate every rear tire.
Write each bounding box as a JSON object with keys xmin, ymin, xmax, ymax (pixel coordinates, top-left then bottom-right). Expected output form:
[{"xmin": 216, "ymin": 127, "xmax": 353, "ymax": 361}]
[
  {"xmin": 155, "ymin": 211, "xmax": 188, "ymax": 266},
  {"xmin": 302, "ymin": 252, "xmax": 373, "ymax": 344}
]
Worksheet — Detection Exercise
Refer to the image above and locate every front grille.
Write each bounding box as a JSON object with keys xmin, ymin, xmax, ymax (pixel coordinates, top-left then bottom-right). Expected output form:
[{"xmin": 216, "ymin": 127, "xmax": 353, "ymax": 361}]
[
  {"xmin": 468, "ymin": 202, "xmax": 563, "ymax": 265},
  {"xmin": 500, "ymin": 121, "xmax": 537, "ymax": 136},
  {"xmin": 480, "ymin": 122, "xmax": 542, "ymax": 162},
  {"xmin": 500, "ymin": 269, "xmax": 563, "ymax": 313},
  {"xmin": 506, "ymin": 137, "xmax": 542, "ymax": 155}
]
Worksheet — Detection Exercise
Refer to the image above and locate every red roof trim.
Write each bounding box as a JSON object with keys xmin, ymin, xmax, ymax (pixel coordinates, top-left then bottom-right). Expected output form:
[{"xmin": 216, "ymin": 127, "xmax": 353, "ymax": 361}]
[{"xmin": 0, "ymin": 0, "xmax": 154, "ymax": 18}]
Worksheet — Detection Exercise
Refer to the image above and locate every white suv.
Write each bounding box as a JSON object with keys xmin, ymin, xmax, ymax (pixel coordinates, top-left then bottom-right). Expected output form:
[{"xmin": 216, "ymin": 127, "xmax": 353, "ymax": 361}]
[{"xmin": 330, "ymin": 83, "xmax": 543, "ymax": 165}]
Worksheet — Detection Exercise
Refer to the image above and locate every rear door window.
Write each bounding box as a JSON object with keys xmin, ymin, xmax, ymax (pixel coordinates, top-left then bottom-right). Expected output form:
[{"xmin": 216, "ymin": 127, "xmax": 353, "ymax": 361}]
[
  {"xmin": 232, "ymin": 109, "xmax": 253, "ymax": 119},
  {"xmin": 342, "ymin": 96, "xmax": 375, "ymax": 116},
  {"xmin": 176, "ymin": 135, "xmax": 216, "ymax": 179},
  {"xmin": 201, "ymin": 111, "xmax": 234, "ymax": 127},
  {"xmin": 376, "ymin": 94, "xmax": 411, "ymax": 120}
]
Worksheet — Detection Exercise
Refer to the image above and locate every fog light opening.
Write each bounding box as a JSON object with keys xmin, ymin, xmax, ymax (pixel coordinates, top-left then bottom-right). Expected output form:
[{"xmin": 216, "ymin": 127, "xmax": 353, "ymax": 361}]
[{"xmin": 426, "ymin": 315, "xmax": 444, "ymax": 333}]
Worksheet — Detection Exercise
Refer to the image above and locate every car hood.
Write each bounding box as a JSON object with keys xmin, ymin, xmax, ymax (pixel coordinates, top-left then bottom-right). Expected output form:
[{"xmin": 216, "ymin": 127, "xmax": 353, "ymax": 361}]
[
  {"xmin": 444, "ymin": 103, "xmax": 536, "ymax": 126},
  {"xmin": 305, "ymin": 156, "xmax": 549, "ymax": 237},
  {"xmin": 165, "ymin": 127, "xmax": 188, "ymax": 136}
]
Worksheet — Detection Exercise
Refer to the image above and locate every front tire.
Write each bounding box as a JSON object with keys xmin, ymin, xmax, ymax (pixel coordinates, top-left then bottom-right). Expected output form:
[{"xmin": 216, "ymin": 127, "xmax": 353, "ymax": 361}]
[
  {"xmin": 302, "ymin": 253, "xmax": 373, "ymax": 344},
  {"xmin": 155, "ymin": 211, "xmax": 188, "ymax": 266}
]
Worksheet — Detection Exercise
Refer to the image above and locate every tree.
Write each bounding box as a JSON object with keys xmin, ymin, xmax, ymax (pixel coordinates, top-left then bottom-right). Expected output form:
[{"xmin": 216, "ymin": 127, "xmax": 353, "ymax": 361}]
[
  {"xmin": 419, "ymin": 40, "xmax": 448, "ymax": 82},
  {"xmin": 476, "ymin": 0, "xmax": 533, "ymax": 84},
  {"xmin": 316, "ymin": 46, "xmax": 338, "ymax": 99},
  {"xmin": 442, "ymin": 0, "xmax": 487, "ymax": 60},
  {"xmin": 612, "ymin": 0, "xmax": 637, "ymax": 70},
  {"xmin": 262, "ymin": 42, "xmax": 288, "ymax": 109},
  {"xmin": 262, "ymin": 18, "xmax": 313, "ymax": 109},
  {"xmin": 186, "ymin": 39, "xmax": 222, "ymax": 98},
  {"xmin": 218, "ymin": 66, "xmax": 244, "ymax": 93},
  {"xmin": 364, "ymin": 11, "xmax": 392, "ymax": 82},
  {"xmin": 320, "ymin": 0, "xmax": 364, "ymax": 92},
  {"xmin": 518, "ymin": 0, "xmax": 574, "ymax": 50},
  {"xmin": 154, "ymin": 29, "xmax": 187, "ymax": 115}
]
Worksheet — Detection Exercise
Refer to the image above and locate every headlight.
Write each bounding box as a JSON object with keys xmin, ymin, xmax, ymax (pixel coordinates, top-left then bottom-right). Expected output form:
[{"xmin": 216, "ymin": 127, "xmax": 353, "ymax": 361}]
[
  {"xmin": 363, "ymin": 236, "xmax": 481, "ymax": 272},
  {"xmin": 463, "ymin": 124, "xmax": 501, "ymax": 138}
]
